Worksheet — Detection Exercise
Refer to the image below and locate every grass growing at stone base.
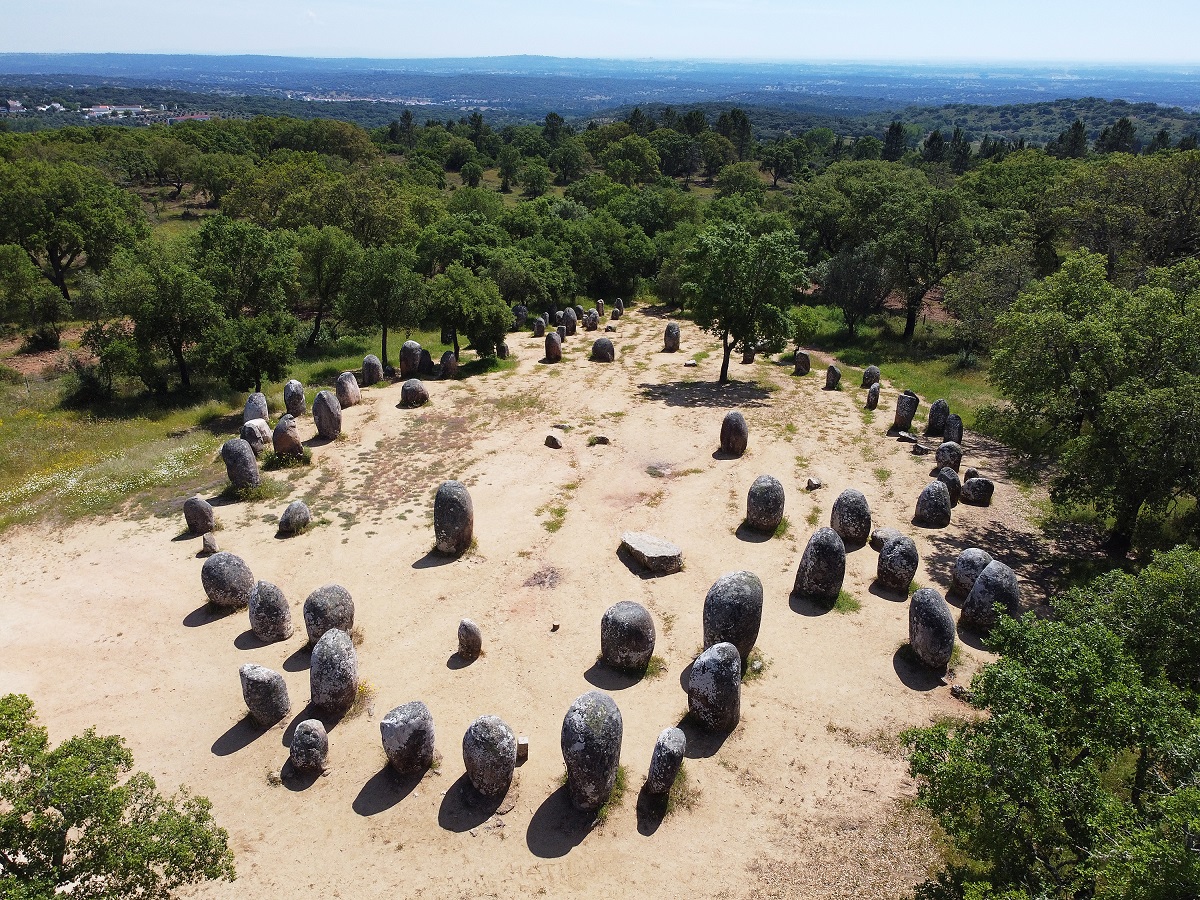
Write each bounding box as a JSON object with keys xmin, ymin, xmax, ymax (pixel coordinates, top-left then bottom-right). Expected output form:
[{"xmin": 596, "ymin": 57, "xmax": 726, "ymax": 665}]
[
  {"xmin": 220, "ymin": 478, "xmax": 289, "ymax": 504},
  {"xmin": 262, "ymin": 448, "xmax": 312, "ymax": 470},
  {"xmin": 834, "ymin": 590, "xmax": 861, "ymax": 614},
  {"xmin": 644, "ymin": 655, "xmax": 667, "ymax": 680},
  {"xmin": 666, "ymin": 762, "xmax": 700, "ymax": 815},
  {"xmin": 742, "ymin": 648, "xmax": 771, "ymax": 682},
  {"xmin": 773, "ymin": 516, "xmax": 791, "ymax": 539},
  {"xmin": 806, "ymin": 507, "xmax": 821, "ymax": 527},
  {"xmin": 594, "ymin": 765, "xmax": 627, "ymax": 826}
]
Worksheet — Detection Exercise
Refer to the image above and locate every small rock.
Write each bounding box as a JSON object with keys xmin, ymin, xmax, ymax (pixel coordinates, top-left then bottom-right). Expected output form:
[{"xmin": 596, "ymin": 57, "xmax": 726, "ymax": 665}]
[
  {"xmin": 240, "ymin": 418, "xmax": 272, "ymax": 457},
  {"xmin": 381, "ymin": 701, "xmax": 436, "ymax": 775},
  {"xmin": 463, "ymin": 715, "xmax": 517, "ymax": 797},
  {"xmin": 683, "ymin": 359, "xmax": 697, "ymax": 367},
  {"xmin": 830, "ymin": 488, "xmax": 872, "ymax": 547},
  {"xmin": 591, "ymin": 337, "xmax": 615, "ymax": 362},
  {"xmin": 720, "ymin": 411, "xmax": 749, "ymax": 457},
  {"xmin": 600, "ymin": 601, "xmax": 656, "ymax": 673},
  {"xmin": 703, "ymin": 571, "xmax": 763, "ymax": 669},
  {"xmin": 688, "ymin": 642, "xmax": 741, "ymax": 731},
  {"xmin": 960, "ymin": 478, "xmax": 995, "ymax": 506},
  {"xmin": 310, "ymin": 628, "xmax": 358, "ymax": 714},
  {"xmin": 290, "ymin": 719, "xmax": 329, "ymax": 772},
  {"xmin": 516, "ymin": 735, "xmax": 530, "ymax": 763},
  {"xmin": 201, "ymin": 551, "xmax": 255, "ymax": 609},
  {"xmin": 183, "ymin": 495, "xmax": 215, "ymax": 535},
  {"xmin": 278, "ymin": 500, "xmax": 311, "ymax": 535},
  {"xmin": 893, "ymin": 393, "xmax": 919, "ymax": 432},
  {"xmin": 561, "ymin": 691, "xmax": 623, "ymax": 811},
  {"xmin": 590, "ymin": 435, "xmax": 610, "ymax": 445},
  {"xmin": 909, "ymin": 588, "xmax": 956, "ymax": 670},
  {"xmin": 434, "ymin": 480, "xmax": 474, "ymax": 556},
  {"xmin": 243, "ymin": 392, "xmax": 268, "ymax": 424},
  {"xmin": 915, "ymin": 481, "xmax": 952, "ymax": 528},
  {"xmin": 824, "ymin": 365, "xmax": 841, "ymax": 390},
  {"xmin": 221, "ymin": 438, "xmax": 260, "ymax": 490},
  {"xmin": 793, "ymin": 351, "xmax": 811, "ymax": 376},
  {"xmin": 551, "ymin": 622, "xmax": 560, "ymax": 632},
  {"xmin": 361, "ymin": 355, "xmax": 384, "ymax": 386},
  {"xmin": 619, "ymin": 531, "xmax": 683, "ymax": 575},
  {"xmin": 912, "ymin": 443, "xmax": 933, "ymax": 456},
  {"xmin": 249, "ymin": 580, "xmax": 293, "ymax": 642},
  {"xmin": 284, "ymin": 380, "xmax": 307, "ymax": 417},
  {"xmin": 806, "ymin": 477, "xmax": 823, "ymax": 491},
  {"xmin": 868, "ymin": 527, "xmax": 902, "ymax": 552},
  {"xmin": 745, "ymin": 474, "xmax": 785, "ymax": 532},
  {"xmin": 960, "ymin": 560, "xmax": 1020, "ymax": 633},
  {"xmin": 606, "ymin": 325, "xmax": 617, "ymax": 333},
  {"xmin": 303, "ymin": 584, "xmax": 354, "ymax": 645},
  {"xmin": 458, "ymin": 618, "xmax": 482, "ymax": 661},
  {"xmin": 876, "ymin": 534, "xmax": 919, "ymax": 593},
  {"xmin": 645, "ymin": 727, "xmax": 686, "ymax": 795},
  {"xmin": 239, "ymin": 664, "xmax": 290, "ymax": 727},
  {"xmin": 896, "ymin": 431, "xmax": 919, "ymax": 444},
  {"xmin": 271, "ymin": 414, "xmax": 304, "ymax": 456},
  {"xmin": 335, "ymin": 372, "xmax": 361, "ymax": 408},
  {"xmin": 861, "ymin": 365, "xmax": 881, "ymax": 388},
  {"xmin": 793, "ymin": 527, "xmax": 846, "ymax": 603},
  {"xmin": 400, "ymin": 340, "xmax": 422, "ymax": 380},
  {"xmin": 400, "ymin": 379, "xmax": 429, "ymax": 408},
  {"xmin": 199, "ymin": 532, "xmax": 219, "ymax": 556},
  {"xmin": 664, "ymin": 322, "xmax": 681, "ymax": 352},
  {"xmin": 950, "ymin": 548, "xmax": 993, "ymax": 598},
  {"xmin": 964, "ymin": 467, "xmax": 980, "ymax": 482},
  {"xmin": 545, "ymin": 434, "xmax": 562, "ymax": 449},
  {"xmin": 312, "ymin": 390, "xmax": 342, "ymax": 440},
  {"xmin": 544, "ymin": 332, "xmax": 562, "ymax": 363}
]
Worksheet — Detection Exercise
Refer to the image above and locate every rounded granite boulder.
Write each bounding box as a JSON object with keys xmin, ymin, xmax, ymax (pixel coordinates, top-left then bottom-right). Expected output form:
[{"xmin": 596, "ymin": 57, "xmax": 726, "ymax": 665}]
[
  {"xmin": 793, "ymin": 351, "xmax": 811, "ymax": 375},
  {"xmin": 935, "ymin": 441, "xmax": 964, "ymax": 473},
  {"xmin": 544, "ymin": 331, "xmax": 562, "ymax": 363},
  {"xmin": 591, "ymin": 337, "xmax": 615, "ymax": 362},
  {"xmin": 664, "ymin": 321, "xmax": 681, "ymax": 352},
  {"xmin": 926, "ymin": 399, "xmax": 950, "ymax": 437},
  {"xmin": 271, "ymin": 414, "xmax": 303, "ymax": 456},
  {"xmin": 720, "ymin": 411, "xmax": 749, "ymax": 457},
  {"xmin": 893, "ymin": 393, "xmax": 919, "ymax": 432},
  {"xmin": 960, "ymin": 478, "xmax": 995, "ymax": 506},
  {"xmin": 876, "ymin": 534, "xmax": 919, "ymax": 593},
  {"xmin": 960, "ymin": 560, "xmax": 1020, "ymax": 633},
  {"xmin": 400, "ymin": 340, "xmax": 422, "ymax": 380},
  {"xmin": 221, "ymin": 438, "xmax": 260, "ymax": 490},
  {"xmin": 289, "ymin": 719, "xmax": 329, "ymax": 772},
  {"xmin": 950, "ymin": 548, "xmax": 993, "ymax": 598},
  {"xmin": 439, "ymin": 351, "xmax": 458, "ymax": 379},
  {"xmin": 457, "ymin": 618, "xmax": 482, "ymax": 661},
  {"xmin": 243, "ymin": 392, "xmax": 268, "ymax": 424},
  {"xmin": 239, "ymin": 418, "xmax": 272, "ymax": 457},
  {"xmin": 825, "ymin": 365, "xmax": 842, "ymax": 390},
  {"xmin": 943, "ymin": 413, "xmax": 964, "ymax": 445},
  {"xmin": 400, "ymin": 379, "xmax": 429, "ymax": 408},
  {"xmin": 561, "ymin": 691, "xmax": 623, "ymax": 812},
  {"xmin": 381, "ymin": 701, "xmax": 436, "ymax": 775},
  {"xmin": 866, "ymin": 382, "xmax": 880, "ymax": 410},
  {"xmin": 909, "ymin": 588, "xmax": 956, "ymax": 670},
  {"xmin": 433, "ymin": 480, "xmax": 474, "ymax": 556},
  {"xmin": 794, "ymin": 527, "xmax": 846, "ymax": 604},
  {"xmin": 183, "ymin": 495, "xmax": 215, "ymax": 535},
  {"xmin": 335, "ymin": 371, "xmax": 362, "ymax": 408},
  {"xmin": 688, "ymin": 642, "xmax": 741, "ymax": 731},
  {"xmin": 239, "ymin": 663, "xmax": 290, "ymax": 727},
  {"xmin": 201, "ymin": 551, "xmax": 255, "ymax": 609},
  {"xmin": 745, "ymin": 474, "xmax": 785, "ymax": 533},
  {"xmin": 703, "ymin": 571, "xmax": 763, "ymax": 670},
  {"xmin": 283, "ymin": 379, "xmax": 307, "ymax": 417},
  {"xmin": 936, "ymin": 467, "xmax": 962, "ymax": 507},
  {"xmin": 312, "ymin": 390, "xmax": 342, "ymax": 440},
  {"xmin": 361, "ymin": 355, "xmax": 384, "ymax": 387},
  {"xmin": 462, "ymin": 715, "xmax": 517, "ymax": 797},
  {"xmin": 310, "ymin": 628, "xmax": 358, "ymax": 714},
  {"xmin": 600, "ymin": 601, "xmax": 656, "ymax": 673},
  {"xmin": 869, "ymin": 526, "xmax": 903, "ymax": 552},
  {"xmin": 249, "ymin": 580, "xmax": 293, "ymax": 642},
  {"xmin": 645, "ymin": 727, "xmax": 686, "ymax": 795},
  {"xmin": 303, "ymin": 584, "xmax": 354, "ymax": 645},
  {"xmin": 914, "ymin": 481, "xmax": 952, "ymax": 528},
  {"xmin": 278, "ymin": 500, "xmax": 312, "ymax": 535},
  {"xmin": 861, "ymin": 365, "xmax": 881, "ymax": 388},
  {"xmin": 830, "ymin": 488, "xmax": 872, "ymax": 547}
]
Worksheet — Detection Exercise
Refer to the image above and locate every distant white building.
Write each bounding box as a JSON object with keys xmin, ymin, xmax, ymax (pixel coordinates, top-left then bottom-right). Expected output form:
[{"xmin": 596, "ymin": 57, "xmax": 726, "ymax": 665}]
[{"xmin": 84, "ymin": 105, "xmax": 145, "ymax": 118}]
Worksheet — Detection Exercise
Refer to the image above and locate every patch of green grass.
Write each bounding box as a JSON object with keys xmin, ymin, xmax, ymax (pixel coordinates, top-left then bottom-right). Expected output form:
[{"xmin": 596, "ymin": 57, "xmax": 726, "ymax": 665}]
[
  {"xmin": 773, "ymin": 515, "xmax": 791, "ymax": 539},
  {"xmin": 873, "ymin": 467, "xmax": 892, "ymax": 483},
  {"xmin": 806, "ymin": 507, "xmax": 821, "ymax": 527},
  {"xmin": 908, "ymin": 580, "xmax": 922, "ymax": 595},
  {"xmin": 644, "ymin": 655, "xmax": 667, "ymax": 680},
  {"xmin": 262, "ymin": 448, "xmax": 312, "ymax": 470},
  {"xmin": 594, "ymin": 765, "xmax": 627, "ymax": 826},
  {"xmin": 587, "ymin": 435, "xmax": 609, "ymax": 447},
  {"xmin": 742, "ymin": 648, "xmax": 771, "ymax": 682},
  {"xmin": 220, "ymin": 477, "xmax": 289, "ymax": 504},
  {"xmin": 666, "ymin": 762, "xmax": 700, "ymax": 815},
  {"xmin": 833, "ymin": 590, "xmax": 861, "ymax": 614},
  {"xmin": 542, "ymin": 504, "xmax": 568, "ymax": 533},
  {"xmin": 691, "ymin": 350, "xmax": 710, "ymax": 363}
]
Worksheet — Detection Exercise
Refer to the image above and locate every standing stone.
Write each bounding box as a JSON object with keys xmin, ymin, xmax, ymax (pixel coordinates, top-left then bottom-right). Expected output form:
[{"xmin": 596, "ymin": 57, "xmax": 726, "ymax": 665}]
[
  {"xmin": 936, "ymin": 441, "xmax": 964, "ymax": 472},
  {"xmin": 961, "ymin": 561, "xmax": 1020, "ymax": 632},
  {"xmin": 793, "ymin": 351, "xmax": 810, "ymax": 375},
  {"xmin": 866, "ymin": 382, "xmax": 880, "ymax": 410},
  {"xmin": 793, "ymin": 527, "xmax": 846, "ymax": 603},
  {"xmin": 950, "ymin": 548, "xmax": 993, "ymax": 598},
  {"xmin": 611, "ymin": 306, "xmax": 622, "ymax": 320},
  {"xmin": 937, "ymin": 467, "xmax": 962, "ymax": 507},
  {"xmin": 909, "ymin": 588, "xmax": 956, "ymax": 670},
  {"xmin": 310, "ymin": 628, "xmax": 358, "ymax": 714},
  {"xmin": 200, "ymin": 532, "xmax": 219, "ymax": 556},
  {"xmin": 221, "ymin": 438, "xmax": 260, "ymax": 490},
  {"xmin": 201, "ymin": 551, "xmax": 255, "ymax": 609},
  {"xmin": 272, "ymin": 414, "xmax": 303, "ymax": 456},
  {"xmin": 289, "ymin": 719, "xmax": 329, "ymax": 773},
  {"xmin": 862, "ymin": 365, "xmax": 881, "ymax": 388},
  {"xmin": 555, "ymin": 311, "xmax": 565, "ymax": 326},
  {"xmin": 400, "ymin": 379, "xmax": 429, "ymax": 408},
  {"xmin": 869, "ymin": 526, "xmax": 903, "ymax": 552},
  {"xmin": 645, "ymin": 727, "xmax": 686, "ymax": 795},
  {"xmin": 563, "ymin": 307, "xmax": 578, "ymax": 336},
  {"xmin": 964, "ymin": 467, "xmax": 980, "ymax": 482},
  {"xmin": 457, "ymin": 618, "xmax": 482, "ymax": 661},
  {"xmin": 596, "ymin": 299, "xmax": 605, "ymax": 316},
  {"xmin": 688, "ymin": 642, "xmax": 741, "ymax": 731},
  {"xmin": 284, "ymin": 380, "xmax": 307, "ymax": 417},
  {"xmin": 574, "ymin": 304, "xmax": 585, "ymax": 321},
  {"xmin": 545, "ymin": 332, "xmax": 562, "ymax": 362},
  {"xmin": 361, "ymin": 355, "xmax": 384, "ymax": 386},
  {"xmin": 591, "ymin": 337, "xmax": 615, "ymax": 362},
  {"xmin": 418, "ymin": 349, "xmax": 435, "ymax": 377},
  {"xmin": 278, "ymin": 500, "xmax": 312, "ymax": 535},
  {"xmin": 240, "ymin": 419, "xmax": 272, "ymax": 457},
  {"xmin": 533, "ymin": 317, "xmax": 546, "ymax": 337},
  {"xmin": 830, "ymin": 488, "xmax": 872, "ymax": 547},
  {"xmin": 915, "ymin": 481, "xmax": 953, "ymax": 528},
  {"xmin": 439, "ymin": 351, "xmax": 458, "ymax": 378},
  {"xmin": 926, "ymin": 399, "xmax": 950, "ymax": 436},
  {"xmin": 876, "ymin": 534, "xmax": 919, "ymax": 593},
  {"xmin": 720, "ymin": 411, "xmax": 749, "ymax": 457},
  {"xmin": 741, "ymin": 346, "xmax": 757, "ymax": 365},
  {"xmin": 434, "ymin": 480, "xmax": 474, "ymax": 556},
  {"xmin": 463, "ymin": 715, "xmax": 517, "ymax": 797},
  {"xmin": 400, "ymin": 340, "xmax": 422, "ymax": 379},
  {"xmin": 960, "ymin": 478, "xmax": 996, "ymax": 506},
  {"xmin": 561, "ymin": 691, "xmax": 623, "ymax": 812},
  {"xmin": 664, "ymin": 321, "xmax": 681, "ymax": 352},
  {"xmin": 303, "ymin": 584, "xmax": 354, "ymax": 645},
  {"xmin": 893, "ymin": 393, "xmax": 919, "ymax": 431},
  {"xmin": 600, "ymin": 601, "xmax": 656, "ymax": 673},
  {"xmin": 335, "ymin": 372, "xmax": 361, "ymax": 408},
  {"xmin": 703, "ymin": 571, "xmax": 763, "ymax": 669},
  {"xmin": 545, "ymin": 434, "xmax": 563, "ymax": 449},
  {"xmin": 825, "ymin": 365, "xmax": 842, "ymax": 390},
  {"xmin": 944, "ymin": 413, "xmax": 964, "ymax": 446},
  {"xmin": 183, "ymin": 495, "xmax": 215, "ymax": 535},
  {"xmin": 239, "ymin": 664, "xmax": 290, "ymax": 727},
  {"xmin": 745, "ymin": 474, "xmax": 785, "ymax": 532},
  {"xmin": 585, "ymin": 311, "xmax": 599, "ymax": 331},
  {"xmin": 243, "ymin": 392, "xmax": 268, "ymax": 424},
  {"xmin": 312, "ymin": 390, "xmax": 342, "ymax": 440},
  {"xmin": 381, "ymin": 701, "xmax": 436, "ymax": 775},
  {"xmin": 249, "ymin": 581, "xmax": 293, "ymax": 642}
]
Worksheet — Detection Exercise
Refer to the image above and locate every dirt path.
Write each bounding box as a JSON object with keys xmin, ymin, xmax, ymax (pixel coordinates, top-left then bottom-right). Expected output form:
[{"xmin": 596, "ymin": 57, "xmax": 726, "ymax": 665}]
[{"xmin": 0, "ymin": 310, "xmax": 1042, "ymax": 899}]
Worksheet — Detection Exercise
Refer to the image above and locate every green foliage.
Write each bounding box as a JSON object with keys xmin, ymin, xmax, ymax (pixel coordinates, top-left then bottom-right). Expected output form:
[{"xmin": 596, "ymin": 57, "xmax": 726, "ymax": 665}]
[
  {"xmin": 0, "ymin": 693, "xmax": 235, "ymax": 899},
  {"xmin": 427, "ymin": 263, "xmax": 509, "ymax": 359},
  {"xmin": 0, "ymin": 243, "xmax": 69, "ymax": 348},
  {"xmin": 814, "ymin": 242, "xmax": 889, "ymax": 337},
  {"xmin": 340, "ymin": 244, "xmax": 425, "ymax": 366}
]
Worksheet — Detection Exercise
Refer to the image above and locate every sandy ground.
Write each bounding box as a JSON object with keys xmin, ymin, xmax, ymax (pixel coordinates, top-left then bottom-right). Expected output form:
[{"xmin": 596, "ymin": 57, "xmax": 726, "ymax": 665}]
[{"xmin": 0, "ymin": 308, "xmax": 1046, "ymax": 899}]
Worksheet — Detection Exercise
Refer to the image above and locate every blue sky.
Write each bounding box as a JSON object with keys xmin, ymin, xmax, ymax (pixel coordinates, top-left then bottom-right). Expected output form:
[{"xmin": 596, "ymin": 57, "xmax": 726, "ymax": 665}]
[{"xmin": 6, "ymin": 0, "xmax": 1199, "ymax": 62}]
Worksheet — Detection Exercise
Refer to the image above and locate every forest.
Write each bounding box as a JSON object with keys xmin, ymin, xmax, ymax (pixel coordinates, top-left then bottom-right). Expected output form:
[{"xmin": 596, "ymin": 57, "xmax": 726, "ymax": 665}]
[{"xmin": 2, "ymin": 101, "xmax": 1200, "ymax": 899}]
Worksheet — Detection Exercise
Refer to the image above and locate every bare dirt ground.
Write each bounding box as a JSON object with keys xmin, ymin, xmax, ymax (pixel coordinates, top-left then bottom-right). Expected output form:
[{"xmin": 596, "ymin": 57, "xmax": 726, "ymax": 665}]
[
  {"xmin": 0, "ymin": 308, "xmax": 1048, "ymax": 899},
  {"xmin": 0, "ymin": 326, "xmax": 90, "ymax": 377}
]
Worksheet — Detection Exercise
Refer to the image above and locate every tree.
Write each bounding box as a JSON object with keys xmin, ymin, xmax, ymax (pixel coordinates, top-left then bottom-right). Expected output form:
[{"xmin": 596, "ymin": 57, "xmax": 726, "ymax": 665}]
[
  {"xmin": 714, "ymin": 162, "xmax": 766, "ymax": 201},
  {"xmin": 428, "ymin": 263, "xmax": 510, "ymax": 360},
  {"xmin": 943, "ymin": 241, "xmax": 1036, "ymax": 355},
  {"xmin": 714, "ymin": 108, "xmax": 752, "ymax": 159},
  {"xmin": 518, "ymin": 159, "xmax": 551, "ymax": 198},
  {"xmin": 681, "ymin": 222, "xmax": 805, "ymax": 383},
  {"xmin": 295, "ymin": 224, "xmax": 362, "ymax": 347},
  {"xmin": 1097, "ymin": 116, "xmax": 1138, "ymax": 154},
  {"xmin": 697, "ymin": 131, "xmax": 737, "ymax": 182},
  {"xmin": 0, "ymin": 693, "xmax": 235, "ymax": 899},
  {"xmin": 548, "ymin": 138, "xmax": 587, "ymax": 184},
  {"xmin": 882, "ymin": 121, "xmax": 907, "ymax": 161},
  {"xmin": 0, "ymin": 243, "xmax": 70, "ymax": 350},
  {"xmin": 601, "ymin": 135, "xmax": 660, "ymax": 187},
  {"xmin": 341, "ymin": 245, "xmax": 425, "ymax": 366},
  {"xmin": 815, "ymin": 243, "xmax": 889, "ymax": 337},
  {"xmin": 1049, "ymin": 118, "xmax": 1089, "ymax": 159},
  {"xmin": 460, "ymin": 159, "xmax": 483, "ymax": 188},
  {"xmin": 0, "ymin": 158, "xmax": 146, "ymax": 303},
  {"xmin": 921, "ymin": 129, "xmax": 947, "ymax": 164}
]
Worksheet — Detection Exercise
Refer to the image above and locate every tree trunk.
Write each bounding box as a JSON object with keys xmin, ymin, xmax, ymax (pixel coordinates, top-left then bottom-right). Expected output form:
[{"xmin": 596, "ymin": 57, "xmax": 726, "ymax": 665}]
[
  {"xmin": 452, "ymin": 328, "xmax": 460, "ymax": 361},
  {"xmin": 171, "ymin": 343, "xmax": 191, "ymax": 391},
  {"xmin": 254, "ymin": 373, "xmax": 262, "ymax": 393},
  {"xmin": 719, "ymin": 331, "xmax": 731, "ymax": 383},
  {"xmin": 381, "ymin": 327, "xmax": 389, "ymax": 367},
  {"xmin": 903, "ymin": 294, "xmax": 922, "ymax": 342},
  {"xmin": 307, "ymin": 306, "xmax": 324, "ymax": 348}
]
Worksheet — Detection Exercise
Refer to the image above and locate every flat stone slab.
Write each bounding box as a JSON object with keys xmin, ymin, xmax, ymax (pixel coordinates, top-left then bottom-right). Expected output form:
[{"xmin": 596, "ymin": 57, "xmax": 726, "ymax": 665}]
[{"xmin": 620, "ymin": 531, "xmax": 683, "ymax": 575}]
